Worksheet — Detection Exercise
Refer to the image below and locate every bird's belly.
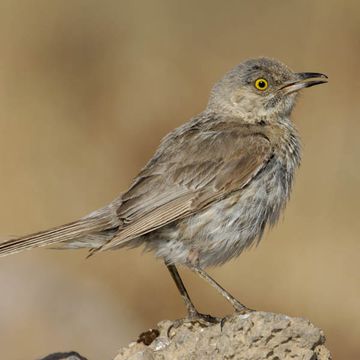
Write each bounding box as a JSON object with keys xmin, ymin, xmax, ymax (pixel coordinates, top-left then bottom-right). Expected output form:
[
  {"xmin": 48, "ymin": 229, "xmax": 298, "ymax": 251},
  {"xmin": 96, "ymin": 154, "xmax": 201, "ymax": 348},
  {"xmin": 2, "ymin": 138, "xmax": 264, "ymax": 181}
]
[{"xmin": 145, "ymin": 160, "xmax": 291, "ymax": 268}]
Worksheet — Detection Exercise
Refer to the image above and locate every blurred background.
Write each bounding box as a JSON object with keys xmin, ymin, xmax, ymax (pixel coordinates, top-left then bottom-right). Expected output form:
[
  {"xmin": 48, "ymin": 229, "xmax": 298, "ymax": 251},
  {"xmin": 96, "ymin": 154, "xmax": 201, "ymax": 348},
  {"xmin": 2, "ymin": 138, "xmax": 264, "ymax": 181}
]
[{"xmin": 0, "ymin": 0, "xmax": 358, "ymax": 359}]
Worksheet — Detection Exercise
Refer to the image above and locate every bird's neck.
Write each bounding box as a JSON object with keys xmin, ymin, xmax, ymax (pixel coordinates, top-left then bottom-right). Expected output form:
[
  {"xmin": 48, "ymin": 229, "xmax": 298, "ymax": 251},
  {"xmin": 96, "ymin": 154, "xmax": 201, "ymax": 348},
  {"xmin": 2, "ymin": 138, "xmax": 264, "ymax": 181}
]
[{"xmin": 268, "ymin": 119, "xmax": 302, "ymax": 170}]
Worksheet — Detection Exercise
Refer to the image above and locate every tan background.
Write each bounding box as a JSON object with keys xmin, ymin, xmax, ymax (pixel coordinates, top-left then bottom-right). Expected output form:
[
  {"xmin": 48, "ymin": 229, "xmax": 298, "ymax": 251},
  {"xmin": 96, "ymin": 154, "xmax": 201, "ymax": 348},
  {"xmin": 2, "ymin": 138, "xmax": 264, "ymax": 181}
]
[{"xmin": 0, "ymin": 1, "xmax": 358, "ymax": 359}]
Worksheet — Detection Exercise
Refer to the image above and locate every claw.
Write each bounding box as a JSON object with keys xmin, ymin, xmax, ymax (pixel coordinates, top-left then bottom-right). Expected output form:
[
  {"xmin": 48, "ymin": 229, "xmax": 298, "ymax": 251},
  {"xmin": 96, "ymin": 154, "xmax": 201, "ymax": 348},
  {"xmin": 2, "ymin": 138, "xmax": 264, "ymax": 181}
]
[
  {"xmin": 220, "ymin": 308, "xmax": 255, "ymax": 331},
  {"xmin": 234, "ymin": 305, "xmax": 254, "ymax": 314},
  {"xmin": 167, "ymin": 312, "xmax": 221, "ymax": 338}
]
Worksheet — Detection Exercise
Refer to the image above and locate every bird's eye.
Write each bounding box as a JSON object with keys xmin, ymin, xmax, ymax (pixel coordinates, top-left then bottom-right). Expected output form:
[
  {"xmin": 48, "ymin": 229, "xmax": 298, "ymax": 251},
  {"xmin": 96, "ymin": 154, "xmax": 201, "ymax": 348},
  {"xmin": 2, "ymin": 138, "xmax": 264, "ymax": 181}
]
[{"xmin": 254, "ymin": 78, "xmax": 268, "ymax": 91}]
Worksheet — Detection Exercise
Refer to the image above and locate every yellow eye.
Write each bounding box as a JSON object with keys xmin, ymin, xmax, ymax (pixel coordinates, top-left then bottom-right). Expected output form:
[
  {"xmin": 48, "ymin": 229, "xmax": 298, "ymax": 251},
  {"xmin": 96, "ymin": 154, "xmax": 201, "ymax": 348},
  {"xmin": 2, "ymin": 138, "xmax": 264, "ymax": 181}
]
[{"xmin": 254, "ymin": 78, "xmax": 268, "ymax": 91}]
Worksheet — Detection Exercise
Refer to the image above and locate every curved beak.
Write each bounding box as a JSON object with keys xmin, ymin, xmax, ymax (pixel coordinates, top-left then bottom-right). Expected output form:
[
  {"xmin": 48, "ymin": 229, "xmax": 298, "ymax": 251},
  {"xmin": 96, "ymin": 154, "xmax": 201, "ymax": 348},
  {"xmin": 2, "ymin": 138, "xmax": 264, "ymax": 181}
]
[{"xmin": 281, "ymin": 72, "xmax": 328, "ymax": 95}]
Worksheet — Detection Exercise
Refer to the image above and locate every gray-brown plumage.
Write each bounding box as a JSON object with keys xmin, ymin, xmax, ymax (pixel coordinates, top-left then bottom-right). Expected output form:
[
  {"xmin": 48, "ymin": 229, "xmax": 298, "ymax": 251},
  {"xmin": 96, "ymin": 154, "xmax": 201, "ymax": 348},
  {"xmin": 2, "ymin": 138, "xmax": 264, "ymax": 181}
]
[{"xmin": 0, "ymin": 58, "xmax": 327, "ymax": 319}]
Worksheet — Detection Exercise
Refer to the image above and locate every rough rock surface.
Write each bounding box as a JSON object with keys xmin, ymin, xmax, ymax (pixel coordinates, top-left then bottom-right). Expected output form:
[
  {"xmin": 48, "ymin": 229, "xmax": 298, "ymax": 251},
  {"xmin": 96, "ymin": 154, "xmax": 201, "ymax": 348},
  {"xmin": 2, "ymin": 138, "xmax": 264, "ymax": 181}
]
[{"xmin": 114, "ymin": 312, "xmax": 331, "ymax": 360}]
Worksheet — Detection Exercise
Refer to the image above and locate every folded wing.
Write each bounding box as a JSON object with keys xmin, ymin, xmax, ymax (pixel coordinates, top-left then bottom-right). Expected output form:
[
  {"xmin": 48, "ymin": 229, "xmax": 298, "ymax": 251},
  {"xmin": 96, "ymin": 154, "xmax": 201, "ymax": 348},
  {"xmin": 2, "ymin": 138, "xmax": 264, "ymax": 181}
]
[{"xmin": 97, "ymin": 125, "xmax": 273, "ymax": 252}]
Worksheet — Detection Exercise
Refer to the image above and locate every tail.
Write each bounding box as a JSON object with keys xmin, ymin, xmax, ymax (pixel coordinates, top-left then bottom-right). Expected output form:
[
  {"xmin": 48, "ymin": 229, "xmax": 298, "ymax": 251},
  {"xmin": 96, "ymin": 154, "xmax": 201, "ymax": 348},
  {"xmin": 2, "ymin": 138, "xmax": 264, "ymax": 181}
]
[{"xmin": 0, "ymin": 214, "xmax": 118, "ymax": 257}]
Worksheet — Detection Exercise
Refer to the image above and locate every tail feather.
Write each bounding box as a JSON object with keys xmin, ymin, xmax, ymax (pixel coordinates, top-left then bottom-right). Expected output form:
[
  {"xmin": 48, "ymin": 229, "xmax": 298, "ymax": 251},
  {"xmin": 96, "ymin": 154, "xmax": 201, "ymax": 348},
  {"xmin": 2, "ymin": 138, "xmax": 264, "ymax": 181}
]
[{"xmin": 0, "ymin": 216, "xmax": 116, "ymax": 257}]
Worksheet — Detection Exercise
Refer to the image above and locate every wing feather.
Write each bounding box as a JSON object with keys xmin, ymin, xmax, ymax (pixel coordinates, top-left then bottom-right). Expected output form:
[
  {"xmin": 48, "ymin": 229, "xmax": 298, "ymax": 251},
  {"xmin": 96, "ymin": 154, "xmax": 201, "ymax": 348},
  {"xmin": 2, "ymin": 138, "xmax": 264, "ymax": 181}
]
[{"xmin": 97, "ymin": 126, "xmax": 272, "ymax": 252}]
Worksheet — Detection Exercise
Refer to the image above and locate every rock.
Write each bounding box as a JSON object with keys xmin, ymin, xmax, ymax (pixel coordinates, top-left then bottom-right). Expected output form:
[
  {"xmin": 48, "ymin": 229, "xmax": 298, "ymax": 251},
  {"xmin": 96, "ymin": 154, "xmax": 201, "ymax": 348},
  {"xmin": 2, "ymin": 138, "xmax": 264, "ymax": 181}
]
[
  {"xmin": 114, "ymin": 312, "xmax": 331, "ymax": 360},
  {"xmin": 39, "ymin": 351, "xmax": 88, "ymax": 360}
]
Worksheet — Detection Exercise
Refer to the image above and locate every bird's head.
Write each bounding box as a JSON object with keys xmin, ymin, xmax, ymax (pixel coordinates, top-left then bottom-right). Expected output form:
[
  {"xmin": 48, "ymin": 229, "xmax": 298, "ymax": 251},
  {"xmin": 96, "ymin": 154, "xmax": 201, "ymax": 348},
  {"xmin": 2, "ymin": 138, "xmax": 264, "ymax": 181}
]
[{"xmin": 208, "ymin": 57, "xmax": 327, "ymax": 122}]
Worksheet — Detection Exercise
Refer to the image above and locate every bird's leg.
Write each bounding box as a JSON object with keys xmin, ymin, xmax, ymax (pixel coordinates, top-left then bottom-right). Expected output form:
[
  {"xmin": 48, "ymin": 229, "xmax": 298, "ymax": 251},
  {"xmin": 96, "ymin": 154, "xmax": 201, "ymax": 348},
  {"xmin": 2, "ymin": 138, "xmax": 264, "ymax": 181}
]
[
  {"xmin": 191, "ymin": 266, "xmax": 253, "ymax": 313},
  {"xmin": 166, "ymin": 263, "xmax": 197, "ymax": 317},
  {"xmin": 165, "ymin": 262, "xmax": 219, "ymax": 323}
]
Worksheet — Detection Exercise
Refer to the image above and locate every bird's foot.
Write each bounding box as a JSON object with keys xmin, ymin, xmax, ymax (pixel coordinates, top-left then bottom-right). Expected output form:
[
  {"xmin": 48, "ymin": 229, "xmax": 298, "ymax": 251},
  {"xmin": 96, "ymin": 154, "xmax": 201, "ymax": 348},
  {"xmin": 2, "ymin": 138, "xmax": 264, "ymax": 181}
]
[
  {"xmin": 167, "ymin": 311, "xmax": 221, "ymax": 337},
  {"xmin": 189, "ymin": 311, "xmax": 222, "ymax": 324},
  {"xmin": 219, "ymin": 305, "xmax": 255, "ymax": 329},
  {"xmin": 234, "ymin": 304, "xmax": 255, "ymax": 314}
]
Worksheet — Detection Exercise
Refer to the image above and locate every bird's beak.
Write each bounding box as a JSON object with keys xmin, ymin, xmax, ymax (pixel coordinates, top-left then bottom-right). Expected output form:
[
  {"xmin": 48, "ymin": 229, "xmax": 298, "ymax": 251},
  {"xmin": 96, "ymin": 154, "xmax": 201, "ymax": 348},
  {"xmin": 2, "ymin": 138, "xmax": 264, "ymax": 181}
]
[{"xmin": 280, "ymin": 72, "xmax": 328, "ymax": 95}]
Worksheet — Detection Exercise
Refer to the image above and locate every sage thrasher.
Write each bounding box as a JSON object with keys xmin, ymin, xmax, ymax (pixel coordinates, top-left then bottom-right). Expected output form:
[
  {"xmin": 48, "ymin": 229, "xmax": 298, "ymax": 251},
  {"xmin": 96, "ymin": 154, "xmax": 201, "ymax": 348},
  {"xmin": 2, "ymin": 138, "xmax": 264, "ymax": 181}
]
[{"xmin": 0, "ymin": 57, "xmax": 327, "ymax": 321}]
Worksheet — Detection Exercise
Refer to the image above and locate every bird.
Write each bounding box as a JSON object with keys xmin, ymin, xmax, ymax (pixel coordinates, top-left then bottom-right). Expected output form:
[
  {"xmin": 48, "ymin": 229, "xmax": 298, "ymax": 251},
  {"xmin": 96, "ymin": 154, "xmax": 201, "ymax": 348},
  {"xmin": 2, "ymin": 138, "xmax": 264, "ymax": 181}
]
[{"xmin": 0, "ymin": 57, "xmax": 327, "ymax": 321}]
